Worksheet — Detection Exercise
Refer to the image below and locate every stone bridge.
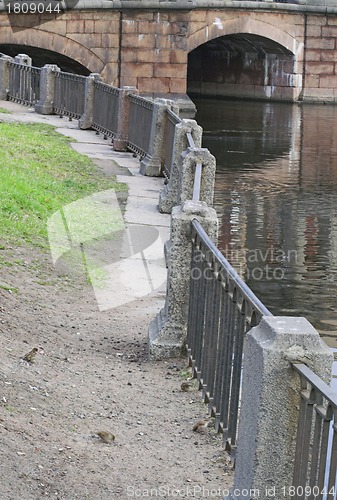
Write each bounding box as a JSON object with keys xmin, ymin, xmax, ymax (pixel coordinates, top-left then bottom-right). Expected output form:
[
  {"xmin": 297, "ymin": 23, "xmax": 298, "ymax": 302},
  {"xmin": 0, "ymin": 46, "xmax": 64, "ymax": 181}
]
[{"xmin": 1, "ymin": 0, "xmax": 337, "ymax": 102}]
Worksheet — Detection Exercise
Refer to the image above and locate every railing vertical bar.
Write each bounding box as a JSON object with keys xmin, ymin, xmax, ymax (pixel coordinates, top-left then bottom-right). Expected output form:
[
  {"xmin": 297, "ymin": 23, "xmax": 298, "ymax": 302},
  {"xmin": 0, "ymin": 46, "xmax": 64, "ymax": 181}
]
[
  {"xmin": 308, "ymin": 402, "xmax": 324, "ymax": 500},
  {"xmin": 214, "ymin": 283, "xmax": 228, "ymax": 432},
  {"xmin": 207, "ymin": 272, "xmax": 222, "ymax": 416},
  {"xmin": 199, "ymin": 261, "xmax": 213, "ymax": 395},
  {"xmin": 317, "ymin": 415, "xmax": 333, "ymax": 500},
  {"xmin": 327, "ymin": 417, "xmax": 337, "ymax": 496},
  {"xmin": 227, "ymin": 303, "xmax": 246, "ymax": 447},
  {"xmin": 195, "ymin": 255, "xmax": 208, "ymax": 383},
  {"xmin": 219, "ymin": 284, "xmax": 236, "ymax": 435}
]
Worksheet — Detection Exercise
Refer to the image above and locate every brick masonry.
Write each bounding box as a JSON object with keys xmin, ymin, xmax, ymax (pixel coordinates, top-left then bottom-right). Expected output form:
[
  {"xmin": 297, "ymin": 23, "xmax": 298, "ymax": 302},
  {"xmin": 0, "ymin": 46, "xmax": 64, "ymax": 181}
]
[{"xmin": 0, "ymin": 7, "xmax": 336, "ymax": 101}]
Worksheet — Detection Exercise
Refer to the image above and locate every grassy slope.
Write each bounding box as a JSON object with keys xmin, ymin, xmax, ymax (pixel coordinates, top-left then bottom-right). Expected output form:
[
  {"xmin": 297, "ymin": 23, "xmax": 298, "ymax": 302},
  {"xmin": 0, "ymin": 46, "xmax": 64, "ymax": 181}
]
[{"xmin": 0, "ymin": 122, "xmax": 126, "ymax": 247}]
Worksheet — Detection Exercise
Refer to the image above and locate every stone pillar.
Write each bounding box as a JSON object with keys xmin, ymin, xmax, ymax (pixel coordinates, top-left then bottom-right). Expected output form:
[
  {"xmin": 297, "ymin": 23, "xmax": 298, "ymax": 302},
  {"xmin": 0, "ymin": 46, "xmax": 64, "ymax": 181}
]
[
  {"xmin": 35, "ymin": 64, "xmax": 60, "ymax": 115},
  {"xmin": 226, "ymin": 316, "xmax": 333, "ymax": 500},
  {"xmin": 79, "ymin": 73, "xmax": 102, "ymax": 130},
  {"xmin": 148, "ymin": 200, "xmax": 218, "ymax": 360},
  {"xmin": 14, "ymin": 54, "xmax": 32, "ymax": 66},
  {"xmin": 140, "ymin": 98, "xmax": 174, "ymax": 177},
  {"xmin": 179, "ymin": 147, "xmax": 216, "ymax": 206},
  {"xmin": 159, "ymin": 119, "xmax": 202, "ymax": 214},
  {"xmin": 0, "ymin": 55, "xmax": 13, "ymax": 100},
  {"xmin": 113, "ymin": 86, "xmax": 138, "ymax": 152}
]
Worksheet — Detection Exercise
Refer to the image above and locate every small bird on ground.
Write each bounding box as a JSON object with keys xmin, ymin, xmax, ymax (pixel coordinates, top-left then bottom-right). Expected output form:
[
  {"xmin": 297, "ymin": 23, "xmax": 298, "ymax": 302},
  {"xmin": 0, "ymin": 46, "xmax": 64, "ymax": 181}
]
[
  {"xmin": 193, "ymin": 419, "xmax": 208, "ymax": 432},
  {"xmin": 96, "ymin": 431, "xmax": 115, "ymax": 444},
  {"xmin": 181, "ymin": 382, "xmax": 190, "ymax": 392},
  {"xmin": 22, "ymin": 347, "xmax": 39, "ymax": 363}
]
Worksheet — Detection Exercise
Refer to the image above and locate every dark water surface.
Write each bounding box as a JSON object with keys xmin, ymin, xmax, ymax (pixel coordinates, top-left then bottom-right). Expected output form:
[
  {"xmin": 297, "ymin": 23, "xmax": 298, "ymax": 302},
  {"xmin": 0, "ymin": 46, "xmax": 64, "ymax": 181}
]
[{"xmin": 194, "ymin": 98, "xmax": 337, "ymax": 349}]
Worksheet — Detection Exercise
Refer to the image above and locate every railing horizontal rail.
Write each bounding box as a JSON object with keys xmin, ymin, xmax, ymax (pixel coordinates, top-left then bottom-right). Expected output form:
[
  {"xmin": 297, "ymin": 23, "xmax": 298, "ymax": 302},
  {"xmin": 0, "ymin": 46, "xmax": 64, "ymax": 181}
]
[
  {"xmin": 53, "ymin": 71, "xmax": 86, "ymax": 119},
  {"xmin": 92, "ymin": 80, "xmax": 119, "ymax": 138},
  {"xmin": 292, "ymin": 363, "xmax": 337, "ymax": 500},
  {"xmin": 187, "ymin": 219, "xmax": 272, "ymax": 453},
  {"xmin": 7, "ymin": 62, "xmax": 41, "ymax": 106}
]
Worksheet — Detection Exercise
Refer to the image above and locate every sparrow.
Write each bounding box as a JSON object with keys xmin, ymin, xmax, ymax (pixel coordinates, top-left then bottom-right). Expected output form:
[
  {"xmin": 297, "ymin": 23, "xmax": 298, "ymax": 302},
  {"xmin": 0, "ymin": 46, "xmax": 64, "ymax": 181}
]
[
  {"xmin": 181, "ymin": 382, "xmax": 190, "ymax": 392},
  {"xmin": 96, "ymin": 431, "xmax": 115, "ymax": 444},
  {"xmin": 193, "ymin": 419, "xmax": 208, "ymax": 432},
  {"xmin": 22, "ymin": 347, "xmax": 39, "ymax": 363}
]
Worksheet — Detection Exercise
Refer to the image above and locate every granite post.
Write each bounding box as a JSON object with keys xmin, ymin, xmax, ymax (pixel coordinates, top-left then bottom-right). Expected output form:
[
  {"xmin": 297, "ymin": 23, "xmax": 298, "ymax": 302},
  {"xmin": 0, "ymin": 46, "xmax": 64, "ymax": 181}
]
[
  {"xmin": 79, "ymin": 73, "xmax": 102, "ymax": 130},
  {"xmin": 0, "ymin": 55, "xmax": 13, "ymax": 100},
  {"xmin": 35, "ymin": 64, "xmax": 60, "ymax": 115},
  {"xmin": 113, "ymin": 86, "xmax": 138, "ymax": 152},
  {"xmin": 179, "ymin": 147, "xmax": 216, "ymax": 206},
  {"xmin": 159, "ymin": 119, "xmax": 203, "ymax": 214}
]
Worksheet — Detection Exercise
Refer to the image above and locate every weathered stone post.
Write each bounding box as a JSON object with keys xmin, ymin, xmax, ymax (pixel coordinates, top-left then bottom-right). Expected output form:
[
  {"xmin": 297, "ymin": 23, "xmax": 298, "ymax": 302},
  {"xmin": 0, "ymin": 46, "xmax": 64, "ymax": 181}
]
[
  {"xmin": 225, "ymin": 316, "xmax": 333, "ymax": 500},
  {"xmin": 158, "ymin": 119, "xmax": 203, "ymax": 214},
  {"xmin": 179, "ymin": 147, "xmax": 216, "ymax": 206},
  {"xmin": 113, "ymin": 86, "xmax": 138, "ymax": 152},
  {"xmin": 14, "ymin": 54, "xmax": 32, "ymax": 66},
  {"xmin": 79, "ymin": 73, "xmax": 102, "ymax": 130},
  {"xmin": 35, "ymin": 64, "xmax": 60, "ymax": 115},
  {"xmin": 148, "ymin": 200, "xmax": 218, "ymax": 360},
  {"xmin": 140, "ymin": 98, "xmax": 175, "ymax": 177},
  {"xmin": 0, "ymin": 55, "xmax": 13, "ymax": 100}
]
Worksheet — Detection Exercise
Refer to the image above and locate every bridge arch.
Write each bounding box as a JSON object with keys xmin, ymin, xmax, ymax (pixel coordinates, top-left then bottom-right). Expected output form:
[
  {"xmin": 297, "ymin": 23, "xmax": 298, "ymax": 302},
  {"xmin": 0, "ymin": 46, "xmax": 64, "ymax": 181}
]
[
  {"xmin": 187, "ymin": 17, "xmax": 301, "ymax": 57},
  {"xmin": 187, "ymin": 16, "xmax": 303, "ymax": 101},
  {"xmin": 0, "ymin": 28, "xmax": 104, "ymax": 74}
]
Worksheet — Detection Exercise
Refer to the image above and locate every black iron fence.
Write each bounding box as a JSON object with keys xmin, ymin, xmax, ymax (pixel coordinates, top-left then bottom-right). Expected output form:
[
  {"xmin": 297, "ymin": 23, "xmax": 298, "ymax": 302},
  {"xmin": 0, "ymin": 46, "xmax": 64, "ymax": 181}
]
[
  {"xmin": 92, "ymin": 80, "xmax": 119, "ymax": 139},
  {"xmin": 7, "ymin": 62, "xmax": 41, "ymax": 106},
  {"xmin": 292, "ymin": 363, "xmax": 337, "ymax": 499},
  {"xmin": 127, "ymin": 94, "xmax": 154, "ymax": 158},
  {"xmin": 187, "ymin": 219, "xmax": 272, "ymax": 453},
  {"xmin": 53, "ymin": 71, "xmax": 86, "ymax": 119}
]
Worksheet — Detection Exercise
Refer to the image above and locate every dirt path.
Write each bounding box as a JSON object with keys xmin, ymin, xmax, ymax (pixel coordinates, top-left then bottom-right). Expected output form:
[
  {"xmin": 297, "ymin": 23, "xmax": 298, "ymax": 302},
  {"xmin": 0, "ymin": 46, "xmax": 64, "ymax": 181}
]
[{"xmin": 0, "ymin": 102, "xmax": 233, "ymax": 499}]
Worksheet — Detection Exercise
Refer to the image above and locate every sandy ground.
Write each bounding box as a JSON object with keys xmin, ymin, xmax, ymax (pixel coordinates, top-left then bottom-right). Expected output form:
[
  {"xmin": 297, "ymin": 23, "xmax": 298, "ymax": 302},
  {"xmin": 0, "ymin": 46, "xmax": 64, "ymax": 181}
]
[{"xmin": 0, "ymin": 101, "xmax": 233, "ymax": 499}]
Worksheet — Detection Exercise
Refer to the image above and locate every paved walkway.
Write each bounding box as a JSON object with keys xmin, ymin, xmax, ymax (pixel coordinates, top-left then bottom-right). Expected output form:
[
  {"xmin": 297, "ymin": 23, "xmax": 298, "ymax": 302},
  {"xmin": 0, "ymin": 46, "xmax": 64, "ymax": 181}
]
[{"xmin": 0, "ymin": 100, "xmax": 171, "ymax": 310}]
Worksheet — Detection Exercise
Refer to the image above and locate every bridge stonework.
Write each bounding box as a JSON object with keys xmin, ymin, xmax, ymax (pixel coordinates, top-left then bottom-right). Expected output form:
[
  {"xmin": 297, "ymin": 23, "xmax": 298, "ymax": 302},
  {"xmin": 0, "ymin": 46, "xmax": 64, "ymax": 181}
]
[{"xmin": 1, "ymin": 4, "xmax": 337, "ymax": 102}]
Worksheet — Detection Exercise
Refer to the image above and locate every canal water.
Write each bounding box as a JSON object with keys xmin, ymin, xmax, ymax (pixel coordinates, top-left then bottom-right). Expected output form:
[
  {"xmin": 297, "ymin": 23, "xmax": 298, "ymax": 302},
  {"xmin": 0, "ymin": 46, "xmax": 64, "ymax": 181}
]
[{"xmin": 194, "ymin": 97, "xmax": 337, "ymax": 349}]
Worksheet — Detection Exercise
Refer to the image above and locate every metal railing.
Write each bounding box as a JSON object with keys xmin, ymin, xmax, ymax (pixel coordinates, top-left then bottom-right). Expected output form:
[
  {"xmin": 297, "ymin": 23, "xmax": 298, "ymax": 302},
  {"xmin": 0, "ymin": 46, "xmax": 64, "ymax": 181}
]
[
  {"xmin": 127, "ymin": 94, "xmax": 154, "ymax": 158},
  {"xmin": 292, "ymin": 363, "xmax": 337, "ymax": 499},
  {"xmin": 8, "ymin": 62, "xmax": 41, "ymax": 106},
  {"xmin": 187, "ymin": 220, "xmax": 273, "ymax": 453},
  {"xmin": 53, "ymin": 71, "xmax": 86, "ymax": 119},
  {"xmin": 164, "ymin": 108, "xmax": 181, "ymax": 180},
  {"xmin": 92, "ymin": 80, "xmax": 119, "ymax": 139}
]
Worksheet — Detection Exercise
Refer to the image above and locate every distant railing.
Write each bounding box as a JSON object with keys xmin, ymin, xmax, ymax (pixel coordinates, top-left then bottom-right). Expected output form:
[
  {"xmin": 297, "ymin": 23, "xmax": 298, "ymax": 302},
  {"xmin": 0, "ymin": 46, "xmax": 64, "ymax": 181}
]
[
  {"xmin": 92, "ymin": 81, "xmax": 119, "ymax": 139},
  {"xmin": 292, "ymin": 363, "xmax": 337, "ymax": 498},
  {"xmin": 127, "ymin": 94, "xmax": 154, "ymax": 158},
  {"xmin": 53, "ymin": 72, "xmax": 86, "ymax": 119},
  {"xmin": 187, "ymin": 219, "xmax": 272, "ymax": 452},
  {"xmin": 7, "ymin": 62, "xmax": 41, "ymax": 106}
]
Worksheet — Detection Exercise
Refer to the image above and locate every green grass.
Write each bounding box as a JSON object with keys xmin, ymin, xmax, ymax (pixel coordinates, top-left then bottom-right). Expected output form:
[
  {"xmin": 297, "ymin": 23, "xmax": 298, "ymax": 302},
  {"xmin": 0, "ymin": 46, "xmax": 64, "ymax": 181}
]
[
  {"xmin": 0, "ymin": 122, "xmax": 126, "ymax": 247},
  {"xmin": 0, "ymin": 107, "xmax": 12, "ymax": 114}
]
